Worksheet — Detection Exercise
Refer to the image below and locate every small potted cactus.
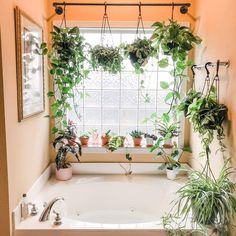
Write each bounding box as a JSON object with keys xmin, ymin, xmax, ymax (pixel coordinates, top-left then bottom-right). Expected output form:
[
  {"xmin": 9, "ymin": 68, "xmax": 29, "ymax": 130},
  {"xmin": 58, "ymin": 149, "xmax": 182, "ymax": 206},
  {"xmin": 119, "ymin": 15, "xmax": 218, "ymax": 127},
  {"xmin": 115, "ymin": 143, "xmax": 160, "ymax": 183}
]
[
  {"xmin": 130, "ymin": 130, "xmax": 143, "ymax": 147},
  {"xmin": 79, "ymin": 132, "xmax": 90, "ymax": 146},
  {"xmin": 101, "ymin": 130, "xmax": 111, "ymax": 146}
]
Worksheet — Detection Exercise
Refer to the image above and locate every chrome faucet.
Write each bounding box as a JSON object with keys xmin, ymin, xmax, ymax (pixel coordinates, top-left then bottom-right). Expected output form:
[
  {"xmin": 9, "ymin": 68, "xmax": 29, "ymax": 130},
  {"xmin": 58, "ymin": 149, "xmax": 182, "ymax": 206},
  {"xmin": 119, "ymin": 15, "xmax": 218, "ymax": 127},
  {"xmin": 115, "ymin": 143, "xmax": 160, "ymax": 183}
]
[{"xmin": 39, "ymin": 197, "xmax": 64, "ymax": 222}]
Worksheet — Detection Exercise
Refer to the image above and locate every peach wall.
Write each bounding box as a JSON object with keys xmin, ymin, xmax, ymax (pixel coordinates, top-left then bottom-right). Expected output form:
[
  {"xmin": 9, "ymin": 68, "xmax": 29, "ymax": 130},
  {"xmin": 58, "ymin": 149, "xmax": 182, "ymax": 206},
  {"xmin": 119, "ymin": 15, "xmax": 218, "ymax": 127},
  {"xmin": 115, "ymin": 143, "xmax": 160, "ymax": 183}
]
[
  {"xmin": 0, "ymin": 0, "xmax": 50, "ymax": 235},
  {"xmin": 190, "ymin": 0, "xmax": 236, "ymax": 176}
]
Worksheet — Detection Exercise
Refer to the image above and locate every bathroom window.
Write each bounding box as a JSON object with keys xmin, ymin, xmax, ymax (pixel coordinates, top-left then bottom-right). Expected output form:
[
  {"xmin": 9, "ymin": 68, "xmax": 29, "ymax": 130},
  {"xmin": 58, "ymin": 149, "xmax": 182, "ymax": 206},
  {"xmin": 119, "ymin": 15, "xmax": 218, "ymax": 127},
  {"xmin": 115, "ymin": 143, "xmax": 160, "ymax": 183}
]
[{"xmin": 67, "ymin": 28, "xmax": 184, "ymax": 145}]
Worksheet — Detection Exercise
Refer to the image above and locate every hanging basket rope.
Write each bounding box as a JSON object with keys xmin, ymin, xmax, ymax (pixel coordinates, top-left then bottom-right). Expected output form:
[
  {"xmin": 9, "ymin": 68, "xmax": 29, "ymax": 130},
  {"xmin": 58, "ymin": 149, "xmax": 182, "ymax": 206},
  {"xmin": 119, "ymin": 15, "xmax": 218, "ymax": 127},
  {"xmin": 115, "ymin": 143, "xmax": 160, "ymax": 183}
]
[
  {"xmin": 100, "ymin": 2, "xmax": 114, "ymax": 46},
  {"xmin": 136, "ymin": 2, "xmax": 145, "ymax": 37},
  {"xmin": 60, "ymin": 2, "xmax": 67, "ymax": 28}
]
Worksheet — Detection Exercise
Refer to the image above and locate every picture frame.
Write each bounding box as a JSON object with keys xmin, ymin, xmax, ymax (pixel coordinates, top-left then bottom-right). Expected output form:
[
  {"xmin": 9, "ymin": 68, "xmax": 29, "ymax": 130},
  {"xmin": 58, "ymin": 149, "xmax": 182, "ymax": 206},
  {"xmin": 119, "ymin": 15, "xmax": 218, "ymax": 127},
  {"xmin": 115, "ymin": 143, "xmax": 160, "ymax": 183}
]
[{"xmin": 15, "ymin": 6, "xmax": 45, "ymax": 122}]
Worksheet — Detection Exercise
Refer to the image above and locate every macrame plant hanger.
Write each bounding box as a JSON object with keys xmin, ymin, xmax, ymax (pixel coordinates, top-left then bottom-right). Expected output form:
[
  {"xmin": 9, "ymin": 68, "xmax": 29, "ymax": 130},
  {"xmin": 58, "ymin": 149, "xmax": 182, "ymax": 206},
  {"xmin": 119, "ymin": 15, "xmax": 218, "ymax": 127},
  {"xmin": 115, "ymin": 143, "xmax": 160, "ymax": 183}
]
[
  {"xmin": 136, "ymin": 2, "xmax": 145, "ymax": 38},
  {"xmin": 60, "ymin": 2, "xmax": 67, "ymax": 28},
  {"xmin": 100, "ymin": 2, "xmax": 114, "ymax": 46},
  {"xmin": 171, "ymin": 2, "xmax": 175, "ymax": 21}
]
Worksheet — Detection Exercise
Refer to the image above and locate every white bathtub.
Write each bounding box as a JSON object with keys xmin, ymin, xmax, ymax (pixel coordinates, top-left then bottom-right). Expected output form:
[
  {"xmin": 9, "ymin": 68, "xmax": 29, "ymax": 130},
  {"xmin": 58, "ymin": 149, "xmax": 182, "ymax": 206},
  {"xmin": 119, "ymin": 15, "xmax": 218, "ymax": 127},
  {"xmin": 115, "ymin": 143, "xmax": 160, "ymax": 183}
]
[{"xmin": 14, "ymin": 163, "xmax": 188, "ymax": 236}]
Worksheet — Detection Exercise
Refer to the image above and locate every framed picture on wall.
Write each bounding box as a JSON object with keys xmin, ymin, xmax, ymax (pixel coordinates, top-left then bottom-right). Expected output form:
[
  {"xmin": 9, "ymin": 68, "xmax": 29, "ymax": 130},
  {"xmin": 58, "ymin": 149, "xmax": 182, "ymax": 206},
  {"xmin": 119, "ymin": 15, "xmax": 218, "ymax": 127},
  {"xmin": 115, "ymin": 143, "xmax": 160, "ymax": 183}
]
[{"xmin": 14, "ymin": 6, "xmax": 44, "ymax": 122}]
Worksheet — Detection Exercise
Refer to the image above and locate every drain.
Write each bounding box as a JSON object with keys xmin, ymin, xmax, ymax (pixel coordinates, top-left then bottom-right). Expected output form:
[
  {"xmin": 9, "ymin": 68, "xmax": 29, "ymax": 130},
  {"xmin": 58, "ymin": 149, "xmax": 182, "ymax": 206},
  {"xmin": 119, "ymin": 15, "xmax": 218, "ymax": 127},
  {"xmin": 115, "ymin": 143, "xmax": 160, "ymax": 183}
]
[{"xmin": 129, "ymin": 207, "xmax": 135, "ymax": 213}]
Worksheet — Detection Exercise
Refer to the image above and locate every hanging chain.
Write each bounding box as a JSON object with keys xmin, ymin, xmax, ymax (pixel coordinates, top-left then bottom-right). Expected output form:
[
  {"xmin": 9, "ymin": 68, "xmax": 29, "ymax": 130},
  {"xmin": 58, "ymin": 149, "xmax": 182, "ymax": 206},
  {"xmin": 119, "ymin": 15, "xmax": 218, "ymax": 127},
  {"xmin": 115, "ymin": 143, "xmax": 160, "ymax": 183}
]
[
  {"xmin": 100, "ymin": 2, "xmax": 114, "ymax": 46},
  {"xmin": 136, "ymin": 2, "xmax": 145, "ymax": 37},
  {"xmin": 60, "ymin": 2, "xmax": 67, "ymax": 28},
  {"xmin": 171, "ymin": 2, "xmax": 174, "ymax": 21}
]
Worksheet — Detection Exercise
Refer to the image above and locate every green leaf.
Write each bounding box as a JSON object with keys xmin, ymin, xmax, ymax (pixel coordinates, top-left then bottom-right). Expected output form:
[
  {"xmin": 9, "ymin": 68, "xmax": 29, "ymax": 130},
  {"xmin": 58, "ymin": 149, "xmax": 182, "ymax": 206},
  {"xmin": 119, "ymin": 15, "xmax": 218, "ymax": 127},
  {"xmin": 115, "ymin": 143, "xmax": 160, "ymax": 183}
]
[
  {"xmin": 165, "ymin": 92, "xmax": 174, "ymax": 102},
  {"xmin": 47, "ymin": 91, "xmax": 54, "ymax": 97},
  {"xmin": 160, "ymin": 81, "xmax": 169, "ymax": 89},
  {"xmin": 158, "ymin": 58, "xmax": 169, "ymax": 68},
  {"xmin": 52, "ymin": 127, "xmax": 59, "ymax": 134},
  {"xmin": 162, "ymin": 113, "xmax": 170, "ymax": 123}
]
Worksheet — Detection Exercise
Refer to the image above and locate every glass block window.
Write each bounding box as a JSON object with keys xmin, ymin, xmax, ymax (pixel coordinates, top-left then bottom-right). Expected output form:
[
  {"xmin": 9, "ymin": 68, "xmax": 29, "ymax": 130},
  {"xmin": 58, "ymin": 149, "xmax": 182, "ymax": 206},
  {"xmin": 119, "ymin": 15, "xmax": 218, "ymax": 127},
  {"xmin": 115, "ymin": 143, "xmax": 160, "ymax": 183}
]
[{"xmin": 67, "ymin": 28, "xmax": 178, "ymax": 143}]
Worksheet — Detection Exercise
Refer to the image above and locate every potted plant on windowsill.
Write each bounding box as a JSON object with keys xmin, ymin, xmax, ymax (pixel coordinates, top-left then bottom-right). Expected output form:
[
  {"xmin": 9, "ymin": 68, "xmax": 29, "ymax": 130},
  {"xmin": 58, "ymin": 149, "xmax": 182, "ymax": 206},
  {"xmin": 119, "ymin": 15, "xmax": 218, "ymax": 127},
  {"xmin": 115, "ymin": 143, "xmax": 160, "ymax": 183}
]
[
  {"xmin": 101, "ymin": 130, "xmax": 111, "ymax": 146},
  {"xmin": 129, "ymin": 130, "xmax": 143, "ymax": 147},
  {"xmin": 144, "ymin": 133, "xmax": 157, "ymax": 147},
  {"xmin": 53, "ymin": 134, "xmax": 81, "ymax": 181},
  {"xmin": 156, "ymin": 118, "xmax": 180, "ymax": 149},
  {"xmin": 79, "ymin": 132, "xmax": 90, "ymax": 146},
  {"xmin": 107, "ymin": 135, "xmax": 126, "ymax": 152}
]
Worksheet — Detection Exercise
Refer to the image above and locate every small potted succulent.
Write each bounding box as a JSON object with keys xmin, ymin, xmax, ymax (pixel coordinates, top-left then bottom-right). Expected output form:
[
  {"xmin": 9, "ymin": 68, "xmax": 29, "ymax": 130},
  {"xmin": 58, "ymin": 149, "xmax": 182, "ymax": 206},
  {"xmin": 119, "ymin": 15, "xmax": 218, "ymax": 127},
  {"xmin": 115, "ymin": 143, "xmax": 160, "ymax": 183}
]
[
  {"xmin": 144, "ymin": 133, "xmax": 157, "ymax": 147},
  {"xmin": 90, "ymin": 45, "xmax": 123, "ymax": 74},
  {"xmin": 122, "ymin": 38, "xmax": 154, "ymax": 73},
  {"xmin": 101, "ymin": 130, "xmax": 111, "ymax": 146},
  {"xmin": 129, "ymin": 130, "xmax": 143, "ymax": 147},
  {"xmin": 53, "ymin": 131, "xmax": 81, "ymax": 181},
  {"xmin": 79, "ymin": 132, "xmax": 90, "ymax": 146},
  {"xmin": 107, "ymin": 135, "xmax": 126, "ymax": 152}
]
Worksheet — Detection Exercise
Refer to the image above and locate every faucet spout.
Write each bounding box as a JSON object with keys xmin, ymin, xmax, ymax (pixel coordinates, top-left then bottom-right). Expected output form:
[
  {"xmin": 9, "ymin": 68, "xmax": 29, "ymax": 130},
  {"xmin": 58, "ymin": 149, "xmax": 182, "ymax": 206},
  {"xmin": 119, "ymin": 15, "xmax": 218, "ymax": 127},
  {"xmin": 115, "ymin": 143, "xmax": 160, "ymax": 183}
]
[{"xmin": 39, "ymin": 196, "xmax": 64, "ymax": 222}]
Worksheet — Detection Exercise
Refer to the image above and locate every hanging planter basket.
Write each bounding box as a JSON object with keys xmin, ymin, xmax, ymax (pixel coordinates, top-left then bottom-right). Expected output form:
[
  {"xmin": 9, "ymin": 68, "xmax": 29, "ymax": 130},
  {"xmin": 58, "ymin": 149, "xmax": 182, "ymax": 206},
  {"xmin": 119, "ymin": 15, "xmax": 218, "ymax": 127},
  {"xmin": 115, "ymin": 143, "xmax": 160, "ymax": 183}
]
[
  {"xmin": 91, "ymin": 45, "xmax": 123, "ymax": 74},
  {"xmin": 90, "ymin": 3, "xmax": 123, "ymax": 74},
  {"xmin": 122, "ymin": 38, "xmax": 154, "ymax": 72}
]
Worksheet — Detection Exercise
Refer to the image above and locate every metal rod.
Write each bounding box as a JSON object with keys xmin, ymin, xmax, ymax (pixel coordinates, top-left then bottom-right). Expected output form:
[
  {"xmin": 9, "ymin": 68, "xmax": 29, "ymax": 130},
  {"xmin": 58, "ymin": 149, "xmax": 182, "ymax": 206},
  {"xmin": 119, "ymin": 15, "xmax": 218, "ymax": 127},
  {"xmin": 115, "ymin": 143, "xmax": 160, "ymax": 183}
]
[
  {"xmin": 53, "ymin": 2, "xmax": 191, "ymax": 7},
  {"xmin": 194, "ymin": 60, "xmax": 230, "ymax": 69}
]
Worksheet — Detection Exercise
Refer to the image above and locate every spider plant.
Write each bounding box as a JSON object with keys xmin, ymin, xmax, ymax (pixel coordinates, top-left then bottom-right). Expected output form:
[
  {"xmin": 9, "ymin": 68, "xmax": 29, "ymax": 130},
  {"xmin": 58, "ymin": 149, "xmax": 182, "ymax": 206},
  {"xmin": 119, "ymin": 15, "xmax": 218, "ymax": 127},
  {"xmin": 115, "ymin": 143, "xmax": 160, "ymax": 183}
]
[{"xmin": 170, "ymin": 160, "xmax": 236, "ymax": 234}]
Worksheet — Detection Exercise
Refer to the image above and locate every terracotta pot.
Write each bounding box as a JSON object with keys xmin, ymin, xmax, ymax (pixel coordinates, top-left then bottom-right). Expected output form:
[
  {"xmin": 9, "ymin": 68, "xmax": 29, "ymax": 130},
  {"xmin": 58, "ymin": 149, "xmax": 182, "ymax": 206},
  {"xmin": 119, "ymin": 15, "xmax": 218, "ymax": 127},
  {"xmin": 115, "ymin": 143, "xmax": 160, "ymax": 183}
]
[
  {"xmin": 101, "ymin": 136, "xmax": 110, "ymax": 146},
  {"xmin": 145, "ymin": 137, "xmax": 154, "ymax": 147},
  {"xmin": 163, "ymin": 138, "xmax": 174, "ymax": 149},
  {"xmin": 79, "ymin": 137, "xmax": 89, "ymax": 146},
  {"xmin": 55, "ymin": 166, "xmax": 72, "ymax": 181},
  {"xmin": 166, "ymin": 168, "xmax": 177, "ymax": 180},
  {"xmin": 133, "ymin": 137, "xmax": 142, "ymax": 147}
]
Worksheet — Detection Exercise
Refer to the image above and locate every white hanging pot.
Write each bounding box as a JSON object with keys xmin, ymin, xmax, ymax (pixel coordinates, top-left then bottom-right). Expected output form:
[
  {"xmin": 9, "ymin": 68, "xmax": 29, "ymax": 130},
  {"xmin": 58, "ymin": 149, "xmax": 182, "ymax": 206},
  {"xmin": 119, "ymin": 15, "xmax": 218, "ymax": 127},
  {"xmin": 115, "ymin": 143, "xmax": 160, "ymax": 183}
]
[
  {"xmin": 55, "ymin": 165, "xmax": 73, "ymax": 181},
  {"xmin": 146, "ymin": 137, "xmax": 154, "ymax": 147},
  {"xmin": 166, "ymin": 168, "xmax": 177, "ymax": 180}
]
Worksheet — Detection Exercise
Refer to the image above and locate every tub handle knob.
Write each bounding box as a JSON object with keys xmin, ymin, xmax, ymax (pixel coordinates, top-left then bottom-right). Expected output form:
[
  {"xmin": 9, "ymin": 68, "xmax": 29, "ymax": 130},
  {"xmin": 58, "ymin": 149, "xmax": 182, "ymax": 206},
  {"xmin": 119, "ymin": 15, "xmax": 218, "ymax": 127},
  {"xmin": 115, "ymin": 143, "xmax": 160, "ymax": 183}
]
[
  {"xmin": 53, "ymin": 210, "xmax": 62, "ymax": 226},
  {"xmin": 28, "ymin": 203, "xmax": 38, "ymax": 216}
]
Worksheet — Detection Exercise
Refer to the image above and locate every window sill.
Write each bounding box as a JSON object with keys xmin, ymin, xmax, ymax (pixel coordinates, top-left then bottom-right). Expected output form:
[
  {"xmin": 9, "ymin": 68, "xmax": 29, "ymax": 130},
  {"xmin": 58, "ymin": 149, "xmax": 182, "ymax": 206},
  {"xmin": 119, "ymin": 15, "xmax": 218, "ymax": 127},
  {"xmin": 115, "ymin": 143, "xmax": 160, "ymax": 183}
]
[{"xmin": 81, "ymin": 146, "xmax": 153, "ymax": 154}]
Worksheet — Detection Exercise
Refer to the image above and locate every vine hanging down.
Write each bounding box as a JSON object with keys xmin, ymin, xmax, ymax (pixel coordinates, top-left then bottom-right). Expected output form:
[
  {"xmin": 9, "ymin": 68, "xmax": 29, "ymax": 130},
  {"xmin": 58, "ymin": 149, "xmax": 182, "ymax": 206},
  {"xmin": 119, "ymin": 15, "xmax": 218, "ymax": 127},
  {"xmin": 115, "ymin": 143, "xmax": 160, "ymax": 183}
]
[{"xmin": 38, "ymin": 26, "xmax": 90, "ymax": 135}]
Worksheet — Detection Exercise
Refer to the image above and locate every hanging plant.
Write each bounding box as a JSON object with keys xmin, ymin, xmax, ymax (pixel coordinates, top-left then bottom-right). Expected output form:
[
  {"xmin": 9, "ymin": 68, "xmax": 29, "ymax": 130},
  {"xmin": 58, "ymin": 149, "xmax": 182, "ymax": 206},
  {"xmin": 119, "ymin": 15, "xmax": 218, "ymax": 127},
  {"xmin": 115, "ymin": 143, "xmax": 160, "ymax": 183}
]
[
  {"xmin": 37, "ymin": 26, "xmax": 89, "ymax": 134},
  {"xmin": 90, "ymin": 45, "xmax": 123, "ymax": 74},
  {"xmin": 163, "ymin": 160, "xmax": 236, "ymax": 234},
  {"xmin": 180, "ymin": 88, "xmax": 228, "ymax": 155},
  {"xmin": 151, "ymin": 20, "xmax": 202, "ymax": 114},
  {"xmin": 122, "ymin": 38, "xmax": 154, "ymax": 73}
]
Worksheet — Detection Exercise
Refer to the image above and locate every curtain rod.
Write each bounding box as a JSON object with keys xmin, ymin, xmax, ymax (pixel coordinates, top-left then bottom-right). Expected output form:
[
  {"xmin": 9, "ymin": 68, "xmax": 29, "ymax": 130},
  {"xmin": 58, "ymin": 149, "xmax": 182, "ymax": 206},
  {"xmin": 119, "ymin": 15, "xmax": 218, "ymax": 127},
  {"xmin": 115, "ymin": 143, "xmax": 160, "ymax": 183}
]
[
  {"xmin": 194, "ymin": 61, "xmax": 230, "ymax": 69},
  {"xmin": 53, "ymin": 2, "xmax": 191, "ymax": 7}
]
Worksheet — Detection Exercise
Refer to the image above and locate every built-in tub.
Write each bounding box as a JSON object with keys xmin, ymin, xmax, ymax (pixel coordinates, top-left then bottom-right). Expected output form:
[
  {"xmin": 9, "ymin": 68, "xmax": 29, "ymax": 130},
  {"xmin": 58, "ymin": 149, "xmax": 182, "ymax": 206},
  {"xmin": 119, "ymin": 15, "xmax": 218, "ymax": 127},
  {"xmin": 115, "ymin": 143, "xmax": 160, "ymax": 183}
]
[{"xmin": 14, "ymin": 163, "xmax": 188, "ymax": 236}]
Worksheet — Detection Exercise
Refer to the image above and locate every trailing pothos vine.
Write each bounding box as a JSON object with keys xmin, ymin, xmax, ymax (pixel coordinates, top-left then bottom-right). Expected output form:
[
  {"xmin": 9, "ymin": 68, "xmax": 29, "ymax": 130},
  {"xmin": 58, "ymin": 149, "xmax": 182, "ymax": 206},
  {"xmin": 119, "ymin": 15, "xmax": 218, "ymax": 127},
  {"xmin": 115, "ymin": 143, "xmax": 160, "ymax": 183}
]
[
  {"xmin": 151, "ymin": 20, "xmax": 201, "ymax": 116},
  {"xmin": 39, "ymin": 26, "xmax": 90, "ymax": 134}
]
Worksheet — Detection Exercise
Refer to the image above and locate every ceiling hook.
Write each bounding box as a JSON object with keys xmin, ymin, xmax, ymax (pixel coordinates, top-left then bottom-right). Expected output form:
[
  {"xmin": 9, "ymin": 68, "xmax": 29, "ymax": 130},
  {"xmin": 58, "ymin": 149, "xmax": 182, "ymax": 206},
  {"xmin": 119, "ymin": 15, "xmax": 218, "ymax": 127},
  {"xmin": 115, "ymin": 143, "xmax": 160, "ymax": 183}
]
[
  {"xmin": 171, "ymin": 2, "xmax": 175, "ymax": 21},
  {"xmin": 104, "ymin": 1, "xmax": 107, "ymax": 16},
  {"xmin": 139, "ymin": 2, "xmax": 142, "ymax": 17}
]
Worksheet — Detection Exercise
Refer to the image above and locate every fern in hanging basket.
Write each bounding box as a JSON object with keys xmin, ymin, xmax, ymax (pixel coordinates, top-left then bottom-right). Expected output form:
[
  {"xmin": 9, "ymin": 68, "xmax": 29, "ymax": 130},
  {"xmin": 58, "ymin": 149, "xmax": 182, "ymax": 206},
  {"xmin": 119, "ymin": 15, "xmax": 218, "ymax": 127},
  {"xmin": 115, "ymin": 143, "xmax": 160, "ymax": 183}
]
[
  {"xmin": 122, "ymin": 38, "xmax": 154, "ymax": 73},
  {"xmin": 90, "ymin": 45, "xmax": 123, "ymax": 74}
]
